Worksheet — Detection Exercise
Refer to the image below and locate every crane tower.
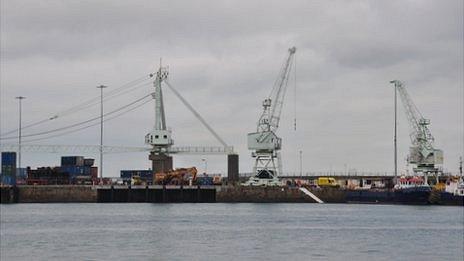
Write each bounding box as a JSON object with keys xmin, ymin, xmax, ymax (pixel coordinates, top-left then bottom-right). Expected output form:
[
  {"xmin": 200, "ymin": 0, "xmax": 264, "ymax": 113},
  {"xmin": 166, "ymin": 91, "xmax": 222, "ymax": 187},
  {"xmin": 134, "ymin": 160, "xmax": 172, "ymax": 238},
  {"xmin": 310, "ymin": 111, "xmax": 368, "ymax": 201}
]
[
  {"xmin": 390, "ymin": 80, "xmax": 443, "ymax": 177},
  {"xmin": 245, "ymin": 47, "xmax": 296, "ymax": 186},
  {"xmin": 145, "ymin": 64, "xmax": 173, "ymax": 173}
]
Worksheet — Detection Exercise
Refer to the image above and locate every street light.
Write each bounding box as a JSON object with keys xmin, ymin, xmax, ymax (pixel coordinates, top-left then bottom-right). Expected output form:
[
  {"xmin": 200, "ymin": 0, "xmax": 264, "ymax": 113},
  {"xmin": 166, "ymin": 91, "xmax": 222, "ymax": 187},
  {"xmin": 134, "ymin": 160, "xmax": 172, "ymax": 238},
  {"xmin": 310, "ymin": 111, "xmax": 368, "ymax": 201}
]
[
  {"xmin": 201, "ymin": 158, "xmax": 207, "ymax": 174},
  {"xmin": 390, "ymin": 80, "xmax": 398, "ymax": 182},
  {"xmin": 15, "ymin": 96, "xmax": 25, "ymax": 173},
  {"xmin": 97, "ymin": 85, "xmax": 107, "ymax": 184}
]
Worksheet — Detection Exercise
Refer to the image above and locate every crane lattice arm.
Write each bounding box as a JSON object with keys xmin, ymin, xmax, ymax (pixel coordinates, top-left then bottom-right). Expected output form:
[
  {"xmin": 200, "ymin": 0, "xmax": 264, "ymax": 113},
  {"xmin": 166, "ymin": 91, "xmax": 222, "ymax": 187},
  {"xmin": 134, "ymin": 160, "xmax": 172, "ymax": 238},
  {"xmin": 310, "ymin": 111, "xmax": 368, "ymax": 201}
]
[
  {"xmin": 258, "ymin": 47, "xmax": 296, "ymax": 133},
  {"xmin": 0, "ymin": 144, "xmax": 233, "ymax": 155},
  {"xmin": 390, "ymin": 80, "xmax": 435, "ymax": 158}
]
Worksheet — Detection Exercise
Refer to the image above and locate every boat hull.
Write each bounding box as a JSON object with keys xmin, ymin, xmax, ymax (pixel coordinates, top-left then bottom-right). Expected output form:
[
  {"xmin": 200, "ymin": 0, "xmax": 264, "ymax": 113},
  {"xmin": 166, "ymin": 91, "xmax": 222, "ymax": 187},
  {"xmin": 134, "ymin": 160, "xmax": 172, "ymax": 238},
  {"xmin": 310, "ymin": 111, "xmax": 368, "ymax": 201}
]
[{"xmin": 394, "ymin": 186, "xmax": 431, "ymax": 205}]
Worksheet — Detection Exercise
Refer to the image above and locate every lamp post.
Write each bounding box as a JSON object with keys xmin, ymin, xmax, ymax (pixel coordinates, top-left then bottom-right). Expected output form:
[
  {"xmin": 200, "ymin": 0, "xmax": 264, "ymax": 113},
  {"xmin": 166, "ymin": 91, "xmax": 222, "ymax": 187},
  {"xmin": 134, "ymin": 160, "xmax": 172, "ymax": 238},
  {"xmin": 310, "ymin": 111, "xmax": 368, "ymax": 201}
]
[
  {"xmin": 97, "ymin": 85, "xmax": 107, "ymax": 184},
  {"xmin": 15, "ymin": 96, "xmax": 25, "ymax": 173},
  {"xmin": 299, "ymin": 150, "xmax": 302, "ymax": 177},
  {"xmin": 390, "ymin": 80, "xmax": 398, "ymax": 182}
]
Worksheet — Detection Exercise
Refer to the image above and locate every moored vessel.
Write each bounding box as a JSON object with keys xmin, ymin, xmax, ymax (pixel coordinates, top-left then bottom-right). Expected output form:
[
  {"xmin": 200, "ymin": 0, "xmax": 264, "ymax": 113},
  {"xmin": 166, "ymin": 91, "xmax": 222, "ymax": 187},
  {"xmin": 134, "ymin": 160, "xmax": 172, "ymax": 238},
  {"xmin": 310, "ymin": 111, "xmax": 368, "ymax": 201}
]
[{"xmin": 394, "ymin": 176, "xmax": 431, "ymax": 204}]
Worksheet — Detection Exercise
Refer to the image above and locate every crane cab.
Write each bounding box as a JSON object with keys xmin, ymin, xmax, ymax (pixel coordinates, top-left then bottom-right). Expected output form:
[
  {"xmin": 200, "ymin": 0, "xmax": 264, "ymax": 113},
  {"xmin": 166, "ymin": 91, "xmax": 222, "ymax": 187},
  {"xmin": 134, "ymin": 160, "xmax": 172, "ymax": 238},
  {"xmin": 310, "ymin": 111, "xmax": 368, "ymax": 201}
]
[
  {"xmin": 247, "ymin": 131, "xmax": 281, "ymax": 152},
  {"xmin": 145, "ymin": 130, "xmax": 173, "ymax": 146}
]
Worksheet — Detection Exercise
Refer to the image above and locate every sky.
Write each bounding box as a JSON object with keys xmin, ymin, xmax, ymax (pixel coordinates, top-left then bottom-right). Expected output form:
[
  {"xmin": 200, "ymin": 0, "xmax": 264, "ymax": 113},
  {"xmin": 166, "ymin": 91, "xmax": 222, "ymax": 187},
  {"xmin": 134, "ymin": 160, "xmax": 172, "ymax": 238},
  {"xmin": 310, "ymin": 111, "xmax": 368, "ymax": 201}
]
[{"xmin": 1, "ymin": 0, "xmax": 463, "ymax": 177}]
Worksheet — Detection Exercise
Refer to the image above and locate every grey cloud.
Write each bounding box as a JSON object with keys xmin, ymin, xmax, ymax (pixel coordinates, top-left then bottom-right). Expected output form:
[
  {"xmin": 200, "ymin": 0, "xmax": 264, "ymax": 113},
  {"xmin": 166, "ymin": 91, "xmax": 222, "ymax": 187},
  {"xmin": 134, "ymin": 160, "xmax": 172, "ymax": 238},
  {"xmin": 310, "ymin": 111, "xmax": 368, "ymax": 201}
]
[{"xmin": 1, "ymin": 0, "xmax": 462, "ymax": 176}]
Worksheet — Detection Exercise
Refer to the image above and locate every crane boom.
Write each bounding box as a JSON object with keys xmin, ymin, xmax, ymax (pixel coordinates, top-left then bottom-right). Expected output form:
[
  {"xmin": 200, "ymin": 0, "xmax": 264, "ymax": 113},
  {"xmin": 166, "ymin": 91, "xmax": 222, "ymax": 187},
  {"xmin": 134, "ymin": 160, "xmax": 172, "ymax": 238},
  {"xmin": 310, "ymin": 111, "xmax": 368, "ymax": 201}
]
[
  {"xmin": 268, "ymin": 46, "xmax": 297, "ymax": 131},
  {"xmin": 390, "ymin": 80, "xmax": 443, "ymax": 174},
  {"xmin": 257, "ymin": 47, "xmax": 296, "ymax": 133}
]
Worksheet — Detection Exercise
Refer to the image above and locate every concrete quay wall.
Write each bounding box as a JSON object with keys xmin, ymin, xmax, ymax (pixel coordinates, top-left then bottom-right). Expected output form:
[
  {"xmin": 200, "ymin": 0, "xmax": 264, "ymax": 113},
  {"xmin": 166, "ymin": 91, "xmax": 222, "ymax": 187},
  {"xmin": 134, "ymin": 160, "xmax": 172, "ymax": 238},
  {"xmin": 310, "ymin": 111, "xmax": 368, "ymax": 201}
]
[
  {"xmin": 216, "ymin": 186, "xmax": 346, "ymax": 203},
  {"xmin": 17, "ymin": 185, "xmax": 97, "ymax": 203}
]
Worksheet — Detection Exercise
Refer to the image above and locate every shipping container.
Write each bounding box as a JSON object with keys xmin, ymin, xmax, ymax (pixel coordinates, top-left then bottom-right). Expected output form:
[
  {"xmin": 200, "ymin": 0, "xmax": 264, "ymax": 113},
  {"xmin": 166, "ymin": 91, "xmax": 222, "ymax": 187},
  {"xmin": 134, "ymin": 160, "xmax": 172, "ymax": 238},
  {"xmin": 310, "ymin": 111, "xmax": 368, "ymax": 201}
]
[
  {"xmin": 1, "ymin": 152, "xmax": 16, "ymax": 166},
  {"xmin": 61, "ymin": 156, "xmax": 84, "ymax": 167},
  {"xmin": 16, "ymin": 168, "xmax": 27, "ymax": 179},
  {"xmin": 59, "ymin": 165, "xmax": 88, "ymax": 177},
  {"xmin": 120, "ymin": 170, "xmax": 153, "ymax": 182},
  {"xmin": 196, "ymin": 176, "xmax": 213, "ymax": 186},
  {"xmin": 1, "ymin": 175, "xmax": 16, "ymax": 185},
  {"xmin": 90, "ymin": 167, "xmax": 98, "ymax": 179},
  {"xmin": 83, "ymin": 158, "xmax": 95, "ymax": 167},
  {"xmin": 2, "ymin": 165, "xmax": 16, "ymax": 175},
  {"xmin": 27, "ymin": 167, "xmax": 70, "ymax": 185},
  {"xmin": 83, "ymin": 166, "xmax": 91, "ymax": 175}
]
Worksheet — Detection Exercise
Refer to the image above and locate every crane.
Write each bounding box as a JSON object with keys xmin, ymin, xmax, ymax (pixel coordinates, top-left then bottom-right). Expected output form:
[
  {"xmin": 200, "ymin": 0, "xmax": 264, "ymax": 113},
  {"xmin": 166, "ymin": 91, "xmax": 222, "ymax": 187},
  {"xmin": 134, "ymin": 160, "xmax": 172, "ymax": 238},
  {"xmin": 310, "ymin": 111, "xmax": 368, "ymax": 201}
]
[
  {"xmin": 390, "ymin": 80, "xmax": 443, "ymax": 178},
  {"xmin": 244, "ymin": 47, "xmax": 296, "ymax": 186},
  {"xmin": 145, "ymin": 62, "xmax": 234, "ymax": 173}
]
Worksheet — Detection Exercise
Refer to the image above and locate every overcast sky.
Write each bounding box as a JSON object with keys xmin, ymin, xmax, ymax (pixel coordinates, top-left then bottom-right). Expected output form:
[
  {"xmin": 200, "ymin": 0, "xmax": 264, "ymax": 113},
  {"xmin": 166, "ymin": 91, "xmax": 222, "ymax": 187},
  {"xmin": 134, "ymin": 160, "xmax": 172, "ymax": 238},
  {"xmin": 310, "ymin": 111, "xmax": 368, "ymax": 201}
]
[{"xmin": 1, "ymin": 0, "xmax": 463, "ymax": 177}]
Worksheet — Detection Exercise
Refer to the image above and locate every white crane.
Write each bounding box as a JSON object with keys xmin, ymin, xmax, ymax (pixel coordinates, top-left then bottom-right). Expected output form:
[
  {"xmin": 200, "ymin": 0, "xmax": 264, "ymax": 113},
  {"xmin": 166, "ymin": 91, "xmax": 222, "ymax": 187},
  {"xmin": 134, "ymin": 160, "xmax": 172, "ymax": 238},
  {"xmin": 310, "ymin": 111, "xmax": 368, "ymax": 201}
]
[
  {"xmin": 244, "ymin": 47, "xmax": 296, "ymax": 186},
  {"xmin": 145, "ymin": 62, "xmax": 234, "ymax": 173},
  {"xmin": 390, "ymin": 80, "xmax": 443, "ymax": 178},
  {"xmin": 1, "ymin": 63, "xmax": 234, "ymax": 177}
]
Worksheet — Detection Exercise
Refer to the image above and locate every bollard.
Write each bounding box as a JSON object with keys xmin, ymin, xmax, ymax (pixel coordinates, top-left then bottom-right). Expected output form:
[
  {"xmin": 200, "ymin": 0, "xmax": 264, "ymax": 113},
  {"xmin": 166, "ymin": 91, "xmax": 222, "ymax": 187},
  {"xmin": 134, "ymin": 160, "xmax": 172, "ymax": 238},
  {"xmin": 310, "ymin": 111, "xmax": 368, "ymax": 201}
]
[
  {"xmin": 162, "ymin": 185, "xmax": 166, "ymax": 203},
  {"xmin": 145, "ymin": 185, "xmax": 149, "ymax": 202},
  {"xmin": 180, "ymin": 185, "xmax": 184, "ymax": 202},
  {"xmin": 110, "ymin": 185, "xmax": 114, "ymax": 202}
]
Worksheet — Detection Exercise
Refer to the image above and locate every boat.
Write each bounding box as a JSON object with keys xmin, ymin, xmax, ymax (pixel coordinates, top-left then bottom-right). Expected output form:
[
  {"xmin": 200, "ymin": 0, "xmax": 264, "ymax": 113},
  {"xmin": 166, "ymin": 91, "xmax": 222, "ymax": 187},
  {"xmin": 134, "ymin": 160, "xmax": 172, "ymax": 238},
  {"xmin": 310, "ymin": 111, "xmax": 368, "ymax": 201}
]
[
  {"xmin": 393, "ymin": 176, "xmax": 431, "ymax": 204},
  {"xmin": 439, "ymin": 177, "xmax": 464, "ymax": 206}
]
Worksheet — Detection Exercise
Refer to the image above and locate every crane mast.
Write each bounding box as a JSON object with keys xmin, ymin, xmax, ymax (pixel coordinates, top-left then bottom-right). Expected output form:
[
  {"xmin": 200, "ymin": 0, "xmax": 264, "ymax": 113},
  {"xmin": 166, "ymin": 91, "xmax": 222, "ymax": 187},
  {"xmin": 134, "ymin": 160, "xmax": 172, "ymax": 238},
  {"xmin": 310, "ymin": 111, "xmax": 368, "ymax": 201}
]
[
  {"xmin": 390, "ymin": 80, "xmax": 443, "ymax": 175},
  {"xmin": 145, "ymin": 64, "xmax": 173, "ymax": 151},
  {"xmin": 246, "ymin": 47, "xmax": 296, "ymax": 185}
]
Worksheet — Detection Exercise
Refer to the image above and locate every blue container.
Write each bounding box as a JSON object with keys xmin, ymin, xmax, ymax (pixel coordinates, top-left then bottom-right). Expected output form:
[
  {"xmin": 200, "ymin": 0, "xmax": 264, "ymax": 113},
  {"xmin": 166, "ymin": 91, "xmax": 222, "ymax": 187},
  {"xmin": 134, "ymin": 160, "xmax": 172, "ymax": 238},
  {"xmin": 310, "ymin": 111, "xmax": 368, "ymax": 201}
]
[
  {"xmin": 1, "ymin": 152, "xmax": 16, "ymax": 166},
  {"xmin": 120, "ymin": 170, "xmax": 133, "ymax": 179},
  {"xmin": 120, "ymin": 170, "xmax": 153, "ymax": 181},
  {"xmin": 61, "ymin": 156, "xmax": 84, "ymax": 167},
  {"xmin": 196, "ymin": 176, "xmax": 213, "ymax": 186},
  {"xmin": 2, "ymin": 165, "xmax": 15, "ymax": 175},
  {"xmin": 16, "ymin": 168, "xmax": 27, "ymax": 179},
  {"xmin": 60, "ymin": 166, "xmax": 87, "ymax": 176},
  {"xmin": 1, "ymin": 174, "xmax": 16, "ymax": 185},
  {"xmin": 83, "ymin": 166, "xmax": 91, "ymax": 175}
]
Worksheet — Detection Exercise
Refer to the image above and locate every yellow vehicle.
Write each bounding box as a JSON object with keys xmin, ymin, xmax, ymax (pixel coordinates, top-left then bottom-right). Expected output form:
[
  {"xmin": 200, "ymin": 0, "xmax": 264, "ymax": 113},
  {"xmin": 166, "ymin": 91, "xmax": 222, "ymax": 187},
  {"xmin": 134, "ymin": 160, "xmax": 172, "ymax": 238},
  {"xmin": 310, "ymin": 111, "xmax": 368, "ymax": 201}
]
[
  {"xmin": 434, "ymin": 182, "xmax": 446, "ymax": 191},
  {"xmin": 317, "ymin": 177, "xmax": 339, "ymax": 187},
  {"xmin": 131, "ymin": 175, "xmax": 143, "ymax": 186}
]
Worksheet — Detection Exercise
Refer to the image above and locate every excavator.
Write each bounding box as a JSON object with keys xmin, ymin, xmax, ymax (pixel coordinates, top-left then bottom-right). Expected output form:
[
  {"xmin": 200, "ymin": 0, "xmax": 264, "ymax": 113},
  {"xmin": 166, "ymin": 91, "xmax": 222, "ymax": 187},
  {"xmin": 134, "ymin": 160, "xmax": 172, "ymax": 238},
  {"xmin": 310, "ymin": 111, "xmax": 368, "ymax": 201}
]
[{"xmin": 154, "ymin": 167, "xmax": 197, "ymax": 185}]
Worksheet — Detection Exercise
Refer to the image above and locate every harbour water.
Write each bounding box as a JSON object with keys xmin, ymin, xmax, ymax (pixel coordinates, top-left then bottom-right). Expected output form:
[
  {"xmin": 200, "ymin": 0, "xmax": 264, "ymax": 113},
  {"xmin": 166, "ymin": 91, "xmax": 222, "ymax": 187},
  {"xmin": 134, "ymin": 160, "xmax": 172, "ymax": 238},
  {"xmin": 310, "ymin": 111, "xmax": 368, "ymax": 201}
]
[{"xmin": 1, "ymin": 203, "xmax": 463, "ymax": 260}]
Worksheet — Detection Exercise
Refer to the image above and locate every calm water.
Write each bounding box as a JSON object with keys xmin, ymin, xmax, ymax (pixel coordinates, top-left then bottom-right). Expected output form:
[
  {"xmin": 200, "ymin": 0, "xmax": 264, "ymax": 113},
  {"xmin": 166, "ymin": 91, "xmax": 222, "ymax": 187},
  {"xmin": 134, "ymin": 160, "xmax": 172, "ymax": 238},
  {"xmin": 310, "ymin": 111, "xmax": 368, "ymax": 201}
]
[{"xmin": 1, "ymin": 203, "xmax": 463, "ymax": 261}]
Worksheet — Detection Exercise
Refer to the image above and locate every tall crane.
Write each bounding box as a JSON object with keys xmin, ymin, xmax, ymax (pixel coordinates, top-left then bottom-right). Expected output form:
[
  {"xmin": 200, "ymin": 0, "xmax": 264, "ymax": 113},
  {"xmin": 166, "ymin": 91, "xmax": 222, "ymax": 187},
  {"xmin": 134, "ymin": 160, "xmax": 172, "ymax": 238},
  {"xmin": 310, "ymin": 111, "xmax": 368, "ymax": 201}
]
[
  {"xmin": 245, "ymin": 47, "xmax": 296, "ymax": 186},
  {"xmin": 390, "ymin": 80, "xmax": 443, "ymax": 177},
  {"xmin": 145, "ymin": 62, "xmax": 234, "ymax": 173},
  {"xmin": 1, "ymin": 63, "xmax": 236, "ymax": 178}
]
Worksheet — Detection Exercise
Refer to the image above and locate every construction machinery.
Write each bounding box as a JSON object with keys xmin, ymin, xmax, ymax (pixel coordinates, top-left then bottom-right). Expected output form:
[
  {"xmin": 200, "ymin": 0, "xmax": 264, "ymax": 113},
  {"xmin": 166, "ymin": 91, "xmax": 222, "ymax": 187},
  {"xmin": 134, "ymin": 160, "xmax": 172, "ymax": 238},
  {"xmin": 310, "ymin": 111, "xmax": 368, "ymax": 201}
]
[
  {"xmin": 154, "ymin": 167, "xmax": 197, "ymax": 185},
  {"xmin": 131, "ymin": 175, "xmax": 143, "ymax": 186},
  {"xmin": 244, "ymin": 47, "xmax": 296, "ymax": 186},
  {"xmin": 390, "ymin": 80, "xmax": 443, "ymax": 181}
]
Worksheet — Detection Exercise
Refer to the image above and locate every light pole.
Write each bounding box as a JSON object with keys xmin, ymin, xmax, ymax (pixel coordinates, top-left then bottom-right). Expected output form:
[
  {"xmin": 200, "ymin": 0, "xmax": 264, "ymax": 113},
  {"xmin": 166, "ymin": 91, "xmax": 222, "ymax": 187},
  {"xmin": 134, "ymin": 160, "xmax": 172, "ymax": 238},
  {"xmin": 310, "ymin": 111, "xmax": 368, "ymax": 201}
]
[
  {"xmin": 390, "ymin": 80, "xmax": 398, "ymax": 182},
  {"xmin": 202, "ymin": 158, "xmax": 207, "ymax": 174},
  {"xmin": 15, "ymin": 96, "xmax": 25, "ymax": 173},
  {"xmin": 299, "ymin": 150, "xmax": 302, "ymax": 176},
  {"xmin": 97, "ymin": 85, "xmax": 107, "ymax": 184}
]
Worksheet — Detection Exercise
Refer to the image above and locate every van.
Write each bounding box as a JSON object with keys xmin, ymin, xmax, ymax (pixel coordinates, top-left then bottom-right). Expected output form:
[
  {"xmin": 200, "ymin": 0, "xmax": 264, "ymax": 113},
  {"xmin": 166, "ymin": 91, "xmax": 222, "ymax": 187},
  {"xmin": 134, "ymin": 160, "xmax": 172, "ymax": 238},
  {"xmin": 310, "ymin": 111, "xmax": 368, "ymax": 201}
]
[{"xmin": 317, "ymin": 177, "xmax": 339, "ymax": 187}]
